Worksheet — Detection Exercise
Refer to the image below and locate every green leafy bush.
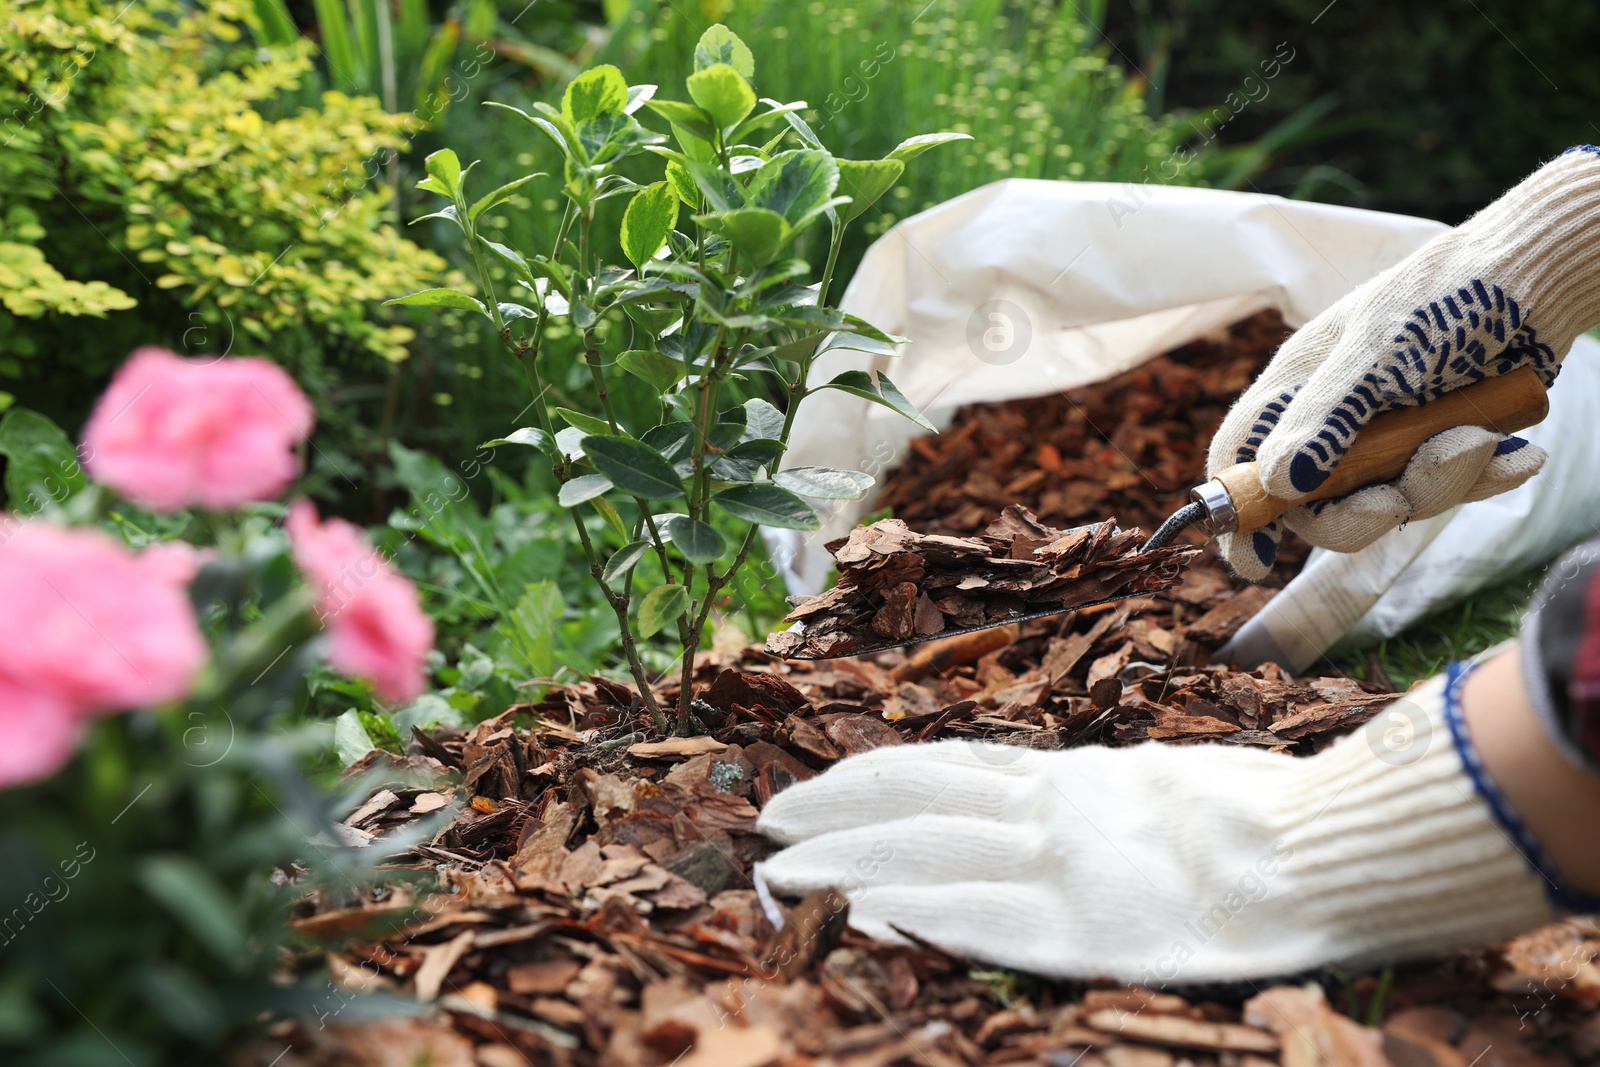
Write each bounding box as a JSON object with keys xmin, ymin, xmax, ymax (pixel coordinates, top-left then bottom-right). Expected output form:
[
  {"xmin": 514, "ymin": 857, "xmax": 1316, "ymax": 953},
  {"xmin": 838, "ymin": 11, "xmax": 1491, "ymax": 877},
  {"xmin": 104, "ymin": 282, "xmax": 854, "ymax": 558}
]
[
  {"xmin": 397, "ymin": 25, "xmax": 966, "ymax": 729},
  {"xmin": 608, "ymin": 0, "xmax": 1192, "ymax": 271},
  {"xmin": 0, "ymin": 0, "xmax": 453, "ymax": 433}
]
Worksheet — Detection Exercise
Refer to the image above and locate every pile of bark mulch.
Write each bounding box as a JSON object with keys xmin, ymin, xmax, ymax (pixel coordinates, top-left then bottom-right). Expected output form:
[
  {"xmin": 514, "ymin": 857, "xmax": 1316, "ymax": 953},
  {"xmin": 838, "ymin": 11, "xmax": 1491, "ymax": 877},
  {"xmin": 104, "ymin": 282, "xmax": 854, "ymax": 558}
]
[
  {"xmin": 769, "ymin": 508, "xmax": 1200, "ymax": 660},
  {"xmin": 872, "ymin": 310, "xmax": 1304, "ymax": 560},
  {"xmin": 255, "ymin": 312, "xmax": 1600, "ymax": 1066}
]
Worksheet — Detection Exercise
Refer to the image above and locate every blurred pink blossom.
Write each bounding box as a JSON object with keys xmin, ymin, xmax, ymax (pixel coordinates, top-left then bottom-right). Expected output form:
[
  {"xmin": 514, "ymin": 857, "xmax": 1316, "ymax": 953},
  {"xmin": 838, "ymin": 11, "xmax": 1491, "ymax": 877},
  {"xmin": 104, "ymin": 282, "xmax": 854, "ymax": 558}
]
[
  {"xmin": 0, "ymin": 678, "xmax": 82, "ymax": 790},
  {"xmin": 286, "ymin": 500, "xmax": 434, "ymax": 705},
  {"xmin": 82, "ymin": 347, "xmax": 314, "ymax": 511},
  {"xmin": 0, "ymin": 521, "xmax": 207, "ymax": 786}
]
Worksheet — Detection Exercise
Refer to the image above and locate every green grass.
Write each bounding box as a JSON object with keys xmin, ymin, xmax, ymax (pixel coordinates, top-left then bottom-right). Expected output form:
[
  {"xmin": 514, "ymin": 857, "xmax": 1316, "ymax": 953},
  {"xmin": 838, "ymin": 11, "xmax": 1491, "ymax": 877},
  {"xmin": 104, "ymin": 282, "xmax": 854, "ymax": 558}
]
[{"xmin": 1316, "ymin": 567, "xmax": 1544, "ymax": 690}]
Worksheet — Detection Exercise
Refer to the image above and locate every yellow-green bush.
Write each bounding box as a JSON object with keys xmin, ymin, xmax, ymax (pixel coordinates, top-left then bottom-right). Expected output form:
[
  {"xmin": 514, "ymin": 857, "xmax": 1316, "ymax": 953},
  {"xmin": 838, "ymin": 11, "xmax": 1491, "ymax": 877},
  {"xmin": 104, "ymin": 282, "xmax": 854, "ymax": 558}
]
[{"xmin": 0, "ymin": 0, "xmax": 454, "ymax": 419}]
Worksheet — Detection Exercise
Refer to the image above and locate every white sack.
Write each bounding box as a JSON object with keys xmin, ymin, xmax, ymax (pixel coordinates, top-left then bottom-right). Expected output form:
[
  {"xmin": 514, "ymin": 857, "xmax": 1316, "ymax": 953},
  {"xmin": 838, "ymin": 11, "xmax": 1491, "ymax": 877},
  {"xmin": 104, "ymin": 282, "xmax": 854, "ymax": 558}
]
[{"xmin": 771, "ymin": 178, "xmax": 1600, "ymax": 667}]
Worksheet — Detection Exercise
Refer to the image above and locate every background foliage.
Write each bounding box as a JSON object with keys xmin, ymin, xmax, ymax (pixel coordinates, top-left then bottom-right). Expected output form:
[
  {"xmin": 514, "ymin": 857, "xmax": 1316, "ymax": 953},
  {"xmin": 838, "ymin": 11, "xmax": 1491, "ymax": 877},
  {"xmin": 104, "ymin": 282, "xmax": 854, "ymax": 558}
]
[
  {"xmin": 0, "ymin": 0, "xmax": 452, "ymax": 473},
  {"xmin": 1107, "ymin": 0, "xmax": 1600, "ymax": 220}
]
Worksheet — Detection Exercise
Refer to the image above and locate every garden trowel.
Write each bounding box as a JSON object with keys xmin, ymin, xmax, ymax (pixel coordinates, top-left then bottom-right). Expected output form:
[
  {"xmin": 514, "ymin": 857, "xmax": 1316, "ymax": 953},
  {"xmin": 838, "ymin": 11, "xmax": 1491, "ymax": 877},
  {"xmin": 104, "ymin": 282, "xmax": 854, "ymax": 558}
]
[{"xmin": 770, "ymin": 366, "xmax": 1549, "ymax": 660}]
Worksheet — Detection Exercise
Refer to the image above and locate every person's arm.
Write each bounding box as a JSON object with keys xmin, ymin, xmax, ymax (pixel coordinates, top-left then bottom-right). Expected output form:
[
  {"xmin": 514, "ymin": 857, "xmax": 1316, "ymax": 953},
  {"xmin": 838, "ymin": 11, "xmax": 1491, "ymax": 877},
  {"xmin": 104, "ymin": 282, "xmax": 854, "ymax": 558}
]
[
  {"xmin": 757, "ymin": 543, "xmax": 1600, "ymax": 983},
  {"xmin": 1463, "ymin": 645, "xmax": 1600, "ymax": 894}
]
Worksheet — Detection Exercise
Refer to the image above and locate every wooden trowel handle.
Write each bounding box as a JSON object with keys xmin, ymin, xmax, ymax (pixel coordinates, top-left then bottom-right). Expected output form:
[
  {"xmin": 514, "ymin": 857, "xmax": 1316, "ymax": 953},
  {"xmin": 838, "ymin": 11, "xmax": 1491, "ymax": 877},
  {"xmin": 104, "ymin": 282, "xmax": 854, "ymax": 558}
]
[{"xmin": 1213, "ymin": 366, "xmax": 1550, "ymax": 534}]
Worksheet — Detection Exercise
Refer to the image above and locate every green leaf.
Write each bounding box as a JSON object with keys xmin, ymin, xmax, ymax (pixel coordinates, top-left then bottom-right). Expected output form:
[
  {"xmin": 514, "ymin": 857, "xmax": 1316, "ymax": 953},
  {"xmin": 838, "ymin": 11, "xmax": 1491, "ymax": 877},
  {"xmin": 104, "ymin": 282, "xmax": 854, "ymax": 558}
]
[
  {"xmin": 583, "ymin": 435, "xmax": 684, "ymax": 500},
  {"xmin": 680, "ymin": 159, "xmax": 746, "ymax": 212},
  {"xmin": 817, "ymin": 330, "xmax": 899, "ymax": 358},
  {"xmin": 743, "ymin": 397, "xmax": 785, "ymax": 440},
  {"xmin": 486, "ymin": 101, "xmax": 578, "ymax": 161},
  {"xmin": 817, "ymin": 370, "xmax": 936, "ymax": 432},
  {"xmin": 419, "ymin": 148, "xmax": 461, "ymax": 196},
  {"xmin": 694, "ymin": 24, "xmax": 754, "ymax": 79},
  {"xmin": 358, "ymin": 710, "xmax": 404, "ymax": 754},
  {"xmin": 558, "ymin": 474, "xmax": 613, "ymax": 506},
  {"xmin": 626, "ymin": 83, "xmax": 658, "ymax": 113},
  {"xmin": 555, "ymin": 427, "xmax": 588, "ymax": 461},
  {"xmin": 726, "ymin": 437, "xmax": 784, "ymax": 464},
  {"xmin": 385, "ymin": 288, "xmax": 486, "ymax": 313},
  {"xmin": 774, "ymin": 466, "xmax": 874, "ymax": 500},
  {"xmin": 665, "ymin": 160, "xmax": 699, "ymax": 205},
  {"xmin": 713, "ymin": 483, "xmax": 819, "ymax": 529},
  {"xmin": 511, "ymin": 580, "xmax": 562, "ymax": 679},
  {"xmin": 773, "ymin": 99, "xmax": 824, "ymax": 149},
  {"xmin": 563, "ymin": 64, "xmax": 629, "ymax": 125},
  {"xmin": 686, "ymin": 63, "xmax": 756, "ymax": 132},
  {"xmin": 137, "ymin": 856, "xmax": 247, "ymax": 966},
  {"xmin": 731, "ymin": 100, "xmax": 810, "ymax": 142},
  {"xmin": 620, "ymin": 182, "xmax": 679, "ymax": 271},
  {"xmin": 332, "ymin": 708, "xmax": 376, "ymax": 766},
  {"xmin": 888, "ymin": 132, "xmax": 974, "ymax": 162},
  {"xmin": 638, "ymin": 583, "xmax": 689, "ymax": 638},
  {"xmin": 591, "ymin": 496, "xmax": 629, "ymax": 540},
  {"xmin": 618, "ymin": 349, "xmax": 684, "ymax": 393},
  {"xmin": 709, "ymin": 207, "xmax": 791, "ymax": 266},
  {"xmin": 602, "ymin": 540, "xmax": 652, "ymax": 584},
  {"xmin": 745, "ymin": 149, "xmax": 840, "ymax": 227},
  {"xmin": 480, "ymin": 427, "xmax": 559, "ymax": 457},
  {"xmin": 642, "ymin": 422, "xmax": 694, "ymax": 464},
  {"xmin": 836, "ymin": 158, "xmax": 905, "ymax": 224},
  {"xmin": 768, "ymin": 331, "xmax": 827, "ymax": 365},
  {"xmin": 712, "ymin": 405, "xmax": 746, "ymax": 449},
  {"xmin": 392, "ymin": 693, "xmax": 463, "ymax": 735},
  {"xmin": 643, "ymin": 99, "xmax": 720, "ymax": 144},
  {"xmin": 0, "ymin": 408, "xmax": 84, "ymax": 511},
  {"xmin": 479, "ymin": 237, "xmax": 532, "ymax": 277},
  {"xmin": 554, "ymin": 407, "xmax": 612, "ymax": 436},
  {"xmin": 662, "ymin": 515, "xmax": 726, "ymax": 564},
  {"xmin": 468, "ymin": 172, "xmax": 544, "ymax": 223}
]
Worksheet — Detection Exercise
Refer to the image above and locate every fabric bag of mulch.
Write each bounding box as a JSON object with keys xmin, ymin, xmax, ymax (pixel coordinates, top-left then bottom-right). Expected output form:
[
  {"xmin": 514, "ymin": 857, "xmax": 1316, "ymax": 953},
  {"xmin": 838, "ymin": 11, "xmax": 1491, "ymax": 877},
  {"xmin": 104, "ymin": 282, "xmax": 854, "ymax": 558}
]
[{"xmin": 773, "ymin": 178, "xmax": 1600, "ymax": 669}]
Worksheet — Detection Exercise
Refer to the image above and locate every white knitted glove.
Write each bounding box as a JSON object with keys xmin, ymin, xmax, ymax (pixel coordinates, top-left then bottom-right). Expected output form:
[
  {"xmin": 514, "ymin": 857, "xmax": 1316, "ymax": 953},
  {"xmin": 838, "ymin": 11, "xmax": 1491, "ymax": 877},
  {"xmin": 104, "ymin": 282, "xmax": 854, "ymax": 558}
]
[
  {"xmin": 1210, "ymin": 147, "xmax": 1600, "ymax": 580},
  {"xmin": 757, "ymin": 673, "xmax": 1551, "ymax": 984}
]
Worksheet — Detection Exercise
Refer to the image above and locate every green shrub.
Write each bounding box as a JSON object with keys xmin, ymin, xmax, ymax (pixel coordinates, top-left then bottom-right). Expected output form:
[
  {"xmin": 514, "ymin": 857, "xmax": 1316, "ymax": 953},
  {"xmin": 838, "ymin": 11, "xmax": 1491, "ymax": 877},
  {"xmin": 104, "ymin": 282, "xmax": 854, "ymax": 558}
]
[
  {"xmin": 397, "ymin": 25, "xmax": 965, "ymax": 729},
  {"xmin": 0, "ymin": 0, "xmax": 455, "ymax": 440}
]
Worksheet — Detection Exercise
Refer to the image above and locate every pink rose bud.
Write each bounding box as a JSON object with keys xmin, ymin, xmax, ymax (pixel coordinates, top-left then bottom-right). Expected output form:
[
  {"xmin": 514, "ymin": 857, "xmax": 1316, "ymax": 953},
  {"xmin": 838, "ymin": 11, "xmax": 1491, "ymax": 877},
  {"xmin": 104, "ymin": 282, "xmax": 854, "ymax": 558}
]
[
  {"xmin": 82, "ymin": 347, "xmax": 314, "ymax": 511},
  {"xmin": 0, "ymin": 521, "xmax": 208, "ymax": 785},
  {"xmin": 286, "ymin": 500, "xmax": 434, "ymax": 705}
]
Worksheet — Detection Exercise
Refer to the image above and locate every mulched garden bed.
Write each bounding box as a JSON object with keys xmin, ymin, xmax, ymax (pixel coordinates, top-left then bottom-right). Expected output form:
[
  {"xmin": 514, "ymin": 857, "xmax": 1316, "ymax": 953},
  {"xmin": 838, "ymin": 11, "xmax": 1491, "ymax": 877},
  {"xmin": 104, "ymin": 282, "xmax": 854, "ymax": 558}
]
[{"xmin": 258, "ymin": 313, "xmax": 1600, "ymax": 1067}]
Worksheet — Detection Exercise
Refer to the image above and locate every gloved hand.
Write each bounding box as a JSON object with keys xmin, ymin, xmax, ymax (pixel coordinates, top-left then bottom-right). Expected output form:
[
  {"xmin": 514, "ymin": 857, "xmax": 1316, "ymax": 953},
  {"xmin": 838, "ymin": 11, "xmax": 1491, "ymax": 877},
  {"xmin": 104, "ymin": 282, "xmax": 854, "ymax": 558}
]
[
  {"xmin": 756, "ymin": 675, "xmax": 1548, "ymax": 984},
  {"xmin": 1210, "ymin": 147, "xmax": 1600, "ymax": 580}
]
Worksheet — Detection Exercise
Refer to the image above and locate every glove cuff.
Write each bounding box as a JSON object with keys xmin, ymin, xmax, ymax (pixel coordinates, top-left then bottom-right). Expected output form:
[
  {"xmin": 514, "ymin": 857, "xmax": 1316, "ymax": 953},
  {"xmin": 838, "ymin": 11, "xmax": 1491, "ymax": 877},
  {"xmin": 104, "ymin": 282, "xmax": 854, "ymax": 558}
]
[
  {"xmin": 1458, "ymin": 146, "xmax": 1600, "ymax": 353},
  {"xmin": 1275, "ymin": 670, "xmax": 1554, "ymax": 970}
]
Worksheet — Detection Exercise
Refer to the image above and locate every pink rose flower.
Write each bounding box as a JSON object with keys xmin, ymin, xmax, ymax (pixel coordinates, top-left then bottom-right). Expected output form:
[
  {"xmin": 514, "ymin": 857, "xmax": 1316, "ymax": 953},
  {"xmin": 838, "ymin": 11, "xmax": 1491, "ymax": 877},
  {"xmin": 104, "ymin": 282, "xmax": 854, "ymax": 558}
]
[
  {"xmin": 0, "ymin": 521, "xmax": 208, "ymax": 786},
  {"xmin": 286, "ymin": 500, "xmax": 434, "ymax": 705},
  {"xmin": 0, "ymin": 676, "xmax": 83, "ymax": 789},
  {"xmin": 82, "ymin": 347, "xmax": 314, "ymax": 511}
]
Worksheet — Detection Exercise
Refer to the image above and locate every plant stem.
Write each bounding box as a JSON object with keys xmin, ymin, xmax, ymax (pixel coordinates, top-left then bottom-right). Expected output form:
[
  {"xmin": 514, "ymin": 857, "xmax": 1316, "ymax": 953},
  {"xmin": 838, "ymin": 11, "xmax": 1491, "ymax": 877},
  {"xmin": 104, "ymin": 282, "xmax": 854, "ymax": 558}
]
[
  {"xmin": 816, "ymin": 218, "xmax": 845, "ymax": 309},
  {"xmin": 567, "ymin": 505, "xmax": 667, "ymax": 730},
  {"xmin": 674, "ymin": 326, "xmax": 740, "ymax": 732}
]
